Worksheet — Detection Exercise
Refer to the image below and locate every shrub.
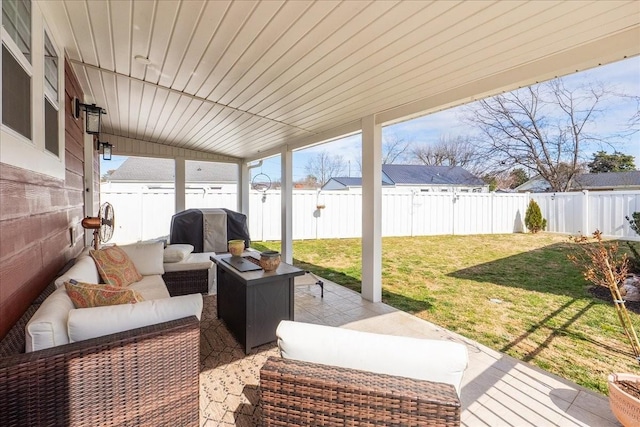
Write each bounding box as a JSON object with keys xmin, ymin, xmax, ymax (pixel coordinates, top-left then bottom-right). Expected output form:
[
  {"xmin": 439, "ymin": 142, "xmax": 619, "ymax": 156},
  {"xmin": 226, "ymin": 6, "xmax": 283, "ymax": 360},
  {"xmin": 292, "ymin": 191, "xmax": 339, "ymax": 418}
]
[
  {"xmin": 568, "ymin": 230, "xmax": 640, "ymax": 362},
  {"xmin": 626, "ymin": 212, "xmax": 640, "ymax": 273},
  {"xmin": 627, "ymin": 212, "xmax": 640, "ymax": 236},
  {"xmin": 524, "ymin": 200, "xmax": 547, "ymax": 233}
]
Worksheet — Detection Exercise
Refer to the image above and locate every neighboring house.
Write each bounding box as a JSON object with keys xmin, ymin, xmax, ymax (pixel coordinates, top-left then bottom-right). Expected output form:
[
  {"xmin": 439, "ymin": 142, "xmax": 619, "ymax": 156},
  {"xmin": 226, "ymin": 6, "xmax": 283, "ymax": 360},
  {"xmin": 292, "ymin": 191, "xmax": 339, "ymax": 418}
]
[
  {"xmin": 513, "ymin": 176, "xmax": 551, "ymax": 193},
  {"xmin": 103, "ymin": 157, "xmax": 238, "ymax": 192},
  {"xmin": 322, "ymin": 165, "xmax": 488, "ymax": 193},
  {"xmin": 515, "ymin": 171, "xmax": 640, "ymax": 192},
  {"xmin": 322, "ymin": 176, "xmax": 395, "ymax": 191}
]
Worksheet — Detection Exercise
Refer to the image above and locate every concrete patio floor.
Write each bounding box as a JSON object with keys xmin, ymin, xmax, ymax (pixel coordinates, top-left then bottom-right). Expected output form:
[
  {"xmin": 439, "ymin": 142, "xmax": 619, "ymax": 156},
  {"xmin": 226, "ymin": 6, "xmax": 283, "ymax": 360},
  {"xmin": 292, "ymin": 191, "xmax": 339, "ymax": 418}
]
[{"xmin": 199, "ymin": 274, "xmax": 620, "ymax": 426}]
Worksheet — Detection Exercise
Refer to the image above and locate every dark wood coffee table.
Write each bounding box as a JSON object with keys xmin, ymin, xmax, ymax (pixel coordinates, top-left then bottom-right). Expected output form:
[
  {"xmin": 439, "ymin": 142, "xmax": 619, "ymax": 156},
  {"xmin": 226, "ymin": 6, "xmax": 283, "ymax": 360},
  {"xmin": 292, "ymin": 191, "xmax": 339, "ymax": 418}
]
[{"xmin": 211, "ymin": 253, "xmax": 304, "ymax": 353}]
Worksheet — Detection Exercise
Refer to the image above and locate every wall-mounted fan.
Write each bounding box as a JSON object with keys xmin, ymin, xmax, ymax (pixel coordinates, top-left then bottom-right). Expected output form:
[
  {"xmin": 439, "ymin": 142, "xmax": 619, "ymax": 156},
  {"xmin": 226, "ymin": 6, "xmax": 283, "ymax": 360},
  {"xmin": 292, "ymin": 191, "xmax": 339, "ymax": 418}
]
[{"xmin": 81, "ymin": 202, "xmax": 115, "ymax": 249}]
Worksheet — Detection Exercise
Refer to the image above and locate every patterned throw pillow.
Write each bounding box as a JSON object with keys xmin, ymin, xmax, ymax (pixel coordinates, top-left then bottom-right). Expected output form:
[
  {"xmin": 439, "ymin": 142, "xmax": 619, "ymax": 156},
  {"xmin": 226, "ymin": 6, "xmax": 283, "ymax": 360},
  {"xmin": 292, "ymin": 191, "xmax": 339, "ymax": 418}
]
[
  {"xmin": 65, "ymin": 280, "xmax": 143, "ymax": 308},
  {"xmin": 90, "ymin": 245, "xmax": 143, "ymax": 287}
]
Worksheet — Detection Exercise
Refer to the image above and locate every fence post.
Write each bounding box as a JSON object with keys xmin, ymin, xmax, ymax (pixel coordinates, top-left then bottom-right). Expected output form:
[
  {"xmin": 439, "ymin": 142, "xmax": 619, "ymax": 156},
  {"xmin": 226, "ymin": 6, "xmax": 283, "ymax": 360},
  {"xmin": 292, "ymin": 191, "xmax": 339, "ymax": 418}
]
[
  {"xmin": 490, "ymin": 191, "xmax": 495, "ymax": 234},
  {"xmin": 410, "ymin": 190, "xmax": 415, "ymax": 237},
  {"xmin": 582, "ymin": 190, "xmax": 589, "ymax": 235},
  {"xmin": 452, "ymin": 191, "xmax": 457, "ymax": 235}
]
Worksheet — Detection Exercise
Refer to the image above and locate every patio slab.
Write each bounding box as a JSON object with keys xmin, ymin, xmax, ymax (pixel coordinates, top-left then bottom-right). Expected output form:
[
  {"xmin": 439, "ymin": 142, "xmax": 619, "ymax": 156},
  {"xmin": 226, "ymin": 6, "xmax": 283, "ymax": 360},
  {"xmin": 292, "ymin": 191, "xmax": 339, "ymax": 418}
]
[{"xmin": 199, "ymin": 274, "xmax": 620, "ymax": 426}]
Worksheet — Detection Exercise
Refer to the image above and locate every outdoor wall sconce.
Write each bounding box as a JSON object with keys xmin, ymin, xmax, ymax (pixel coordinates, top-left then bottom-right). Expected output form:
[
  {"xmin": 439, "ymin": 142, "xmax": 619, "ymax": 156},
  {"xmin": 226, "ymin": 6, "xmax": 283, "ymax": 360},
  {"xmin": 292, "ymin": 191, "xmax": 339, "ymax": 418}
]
[
  {"xmin": 72, "ymin": 98, "xmax": 106, "ymax": 135},
  {"xmin": 101, "ymin": 141, "xmax": 113, "ymax": 161}
]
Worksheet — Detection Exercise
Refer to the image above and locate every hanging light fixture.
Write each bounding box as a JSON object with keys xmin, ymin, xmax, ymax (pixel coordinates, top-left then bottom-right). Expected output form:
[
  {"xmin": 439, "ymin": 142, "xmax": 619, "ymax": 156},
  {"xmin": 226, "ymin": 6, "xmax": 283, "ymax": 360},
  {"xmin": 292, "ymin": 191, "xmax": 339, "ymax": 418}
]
[
  {"xmin": 99, "ymin": 140, "xmax": 113, "ymax": 160},
  {"xmin": 73, "ymin": 98, "xmax": 106, "ymax": 135}
]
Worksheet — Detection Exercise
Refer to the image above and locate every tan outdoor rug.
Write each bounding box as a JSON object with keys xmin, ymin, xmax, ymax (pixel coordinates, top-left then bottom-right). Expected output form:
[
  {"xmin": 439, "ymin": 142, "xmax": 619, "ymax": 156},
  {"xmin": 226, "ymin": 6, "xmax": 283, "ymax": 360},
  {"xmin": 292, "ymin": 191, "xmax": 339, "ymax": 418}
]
[{"xmin": 199, "ymin": 294, "xmax": 278, "ymax": 427}]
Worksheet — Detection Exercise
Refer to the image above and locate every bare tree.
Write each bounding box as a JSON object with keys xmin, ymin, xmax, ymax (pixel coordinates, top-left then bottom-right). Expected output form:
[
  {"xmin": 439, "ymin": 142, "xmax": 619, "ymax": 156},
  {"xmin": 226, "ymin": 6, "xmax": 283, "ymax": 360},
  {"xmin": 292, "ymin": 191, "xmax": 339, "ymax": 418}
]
[
  {"xmin": 625, "ymin": 94, "xmax": 640, "ymax": 136},
  {"xmin": 382, "ymin": 132, "xmax": 411, "ymax": 164},
  {"xmin": 411, "ymin": 135, "xmax": 485, "ymax": 175},
  {"xmin": 304, "ymin": 150, "xmax": 347, "ymax": 185},
  {"xmin": 354, "ymin": 132, "xmax": 412, "ymax": 173},
  {"xmin": 465, "ymin": 78, "xmax": 611, "ymax": 191}
]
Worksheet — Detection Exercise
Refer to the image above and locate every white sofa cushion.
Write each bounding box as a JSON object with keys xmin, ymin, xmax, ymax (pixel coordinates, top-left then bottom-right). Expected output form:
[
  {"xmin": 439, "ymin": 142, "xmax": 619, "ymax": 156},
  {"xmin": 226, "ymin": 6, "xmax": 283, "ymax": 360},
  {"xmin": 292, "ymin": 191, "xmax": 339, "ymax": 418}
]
[
  {"xmin": 163, "ymin": 252, "xmax": 214, "ymax": 272},
  {"xmin": 164, "ymin": 244, "xmax": 194, "ymax": 263},
  {"xmin": 129, "ymin": 275, "xmax": 171, "ymax": 300},
  {"xmin": 276, "ymin": 320, "xmax": 468, "ymax": 395},
  {"xmin": 119, "ymin": 241, "xmax": 165, "ymax": 275},
  {"xmin": 53, "ymin": 256, "xmax": 101, "ymax": 289},
  {"xmin": 67, "ymin": 294, "xmax": 203, "ymax": 343},
  {"xmin": 26, "ymin": 287, "xmax": 75, "ymax": 352}
]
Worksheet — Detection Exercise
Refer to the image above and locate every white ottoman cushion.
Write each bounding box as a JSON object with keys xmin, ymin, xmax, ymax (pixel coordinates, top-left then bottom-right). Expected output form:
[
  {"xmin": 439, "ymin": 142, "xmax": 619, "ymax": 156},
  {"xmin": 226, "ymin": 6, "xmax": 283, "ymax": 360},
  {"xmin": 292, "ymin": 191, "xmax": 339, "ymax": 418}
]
[
  {"xmin": 164, "ymin": 244, "xmax": 194, "ymax": 263},
  {"xmin": 163, "ymin": 252, "xmax": 214, "ymax": 272},
  {"xmin": 276, "ymin": 320, "xmax": 468, "ymax": 395},
  {"xmin": 68, "ymin": 294, "xmax": 204, "ymax": 343}
]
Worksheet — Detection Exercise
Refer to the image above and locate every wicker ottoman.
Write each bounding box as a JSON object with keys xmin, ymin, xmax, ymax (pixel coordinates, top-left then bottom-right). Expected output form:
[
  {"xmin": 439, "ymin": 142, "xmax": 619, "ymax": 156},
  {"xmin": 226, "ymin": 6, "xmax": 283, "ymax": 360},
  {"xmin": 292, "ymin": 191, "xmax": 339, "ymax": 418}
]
[{"xmin": 163, "ymin": 252, "xmax": 215, "ymax": 296}]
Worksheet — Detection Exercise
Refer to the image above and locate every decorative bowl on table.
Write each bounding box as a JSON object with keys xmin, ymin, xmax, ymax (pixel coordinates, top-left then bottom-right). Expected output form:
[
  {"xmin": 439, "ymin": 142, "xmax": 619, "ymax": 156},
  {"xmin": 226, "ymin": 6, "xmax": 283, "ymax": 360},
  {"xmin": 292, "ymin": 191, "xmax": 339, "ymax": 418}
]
[
  {"xmin": 228, "ymin": 240, "xmax": 245, "ymax": 257},
  {"xmin": 260, "ymin": 251, "xmax": 281, "ymax": 272}
]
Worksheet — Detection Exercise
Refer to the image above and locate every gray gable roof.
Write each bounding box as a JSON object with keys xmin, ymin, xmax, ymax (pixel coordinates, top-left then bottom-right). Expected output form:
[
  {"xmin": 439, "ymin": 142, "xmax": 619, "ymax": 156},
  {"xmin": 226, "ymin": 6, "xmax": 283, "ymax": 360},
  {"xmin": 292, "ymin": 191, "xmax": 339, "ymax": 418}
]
[
  {"xmin": 572, "ymin": 171, "xmax": 640, "ymax": 189},
  {"xmin": 381, "ymin": 164, "xmax": 485, "ymax": 186},
  {"xmin": 323, "ymin": 165, "xmax": 485, "ymax": 189},
  {"xmin": 330, "ymin": 177, "xmax": 366, "ymax": 187},
  {"xmin": 325, "ymin": 177, "xmax": 395, "ymax": 187},
  {"xmin": 516, "ymin": 171, "xmax": 640, "ymax": 192},
  {"xmin": 107, "ymin": 157, "xmax": 238, "ymax": 183}
]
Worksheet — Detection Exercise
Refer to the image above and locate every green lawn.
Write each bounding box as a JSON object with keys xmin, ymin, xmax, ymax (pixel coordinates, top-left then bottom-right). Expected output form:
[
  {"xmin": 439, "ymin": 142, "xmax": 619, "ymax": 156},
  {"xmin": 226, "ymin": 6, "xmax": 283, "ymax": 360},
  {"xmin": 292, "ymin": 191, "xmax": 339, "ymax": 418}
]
[{"xmin": 252, "ymin": 233, "xmax": 640, "ymax": 395}]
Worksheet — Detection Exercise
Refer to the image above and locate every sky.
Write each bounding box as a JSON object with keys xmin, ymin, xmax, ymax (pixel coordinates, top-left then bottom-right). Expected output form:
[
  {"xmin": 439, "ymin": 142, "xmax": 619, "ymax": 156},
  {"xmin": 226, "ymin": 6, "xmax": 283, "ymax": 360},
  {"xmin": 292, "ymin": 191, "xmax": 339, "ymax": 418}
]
[{"xmin": 102, "ymin": 56, "xmax": 640, "ymax": 181}]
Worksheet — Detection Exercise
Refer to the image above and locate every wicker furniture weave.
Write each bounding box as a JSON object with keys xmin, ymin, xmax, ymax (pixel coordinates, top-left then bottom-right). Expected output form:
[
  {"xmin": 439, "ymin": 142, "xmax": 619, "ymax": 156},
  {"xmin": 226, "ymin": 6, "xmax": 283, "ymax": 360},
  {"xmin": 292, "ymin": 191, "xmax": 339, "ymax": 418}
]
[
  {"xmin": 0, "ymin": 316, "xmax": 200, "ymax": 427},
  {"xmin": 260, "ymin": 356, "xmax": 461, "ymax": 426},
  {"xmin": 163, "ymin": 269, "xmax": 209, "ymax": 296},
  {"xmin": 0, "ymin": 305, "xmax": 40, "ymax": 357}
]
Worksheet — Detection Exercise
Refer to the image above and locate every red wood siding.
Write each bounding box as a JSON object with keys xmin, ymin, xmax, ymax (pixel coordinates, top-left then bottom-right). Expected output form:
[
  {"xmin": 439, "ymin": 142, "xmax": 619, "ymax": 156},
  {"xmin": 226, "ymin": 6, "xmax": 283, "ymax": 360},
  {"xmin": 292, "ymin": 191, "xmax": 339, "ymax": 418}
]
[{"xmin": 0, "ymin": 59, "xmax": 91, "ymax": 339}]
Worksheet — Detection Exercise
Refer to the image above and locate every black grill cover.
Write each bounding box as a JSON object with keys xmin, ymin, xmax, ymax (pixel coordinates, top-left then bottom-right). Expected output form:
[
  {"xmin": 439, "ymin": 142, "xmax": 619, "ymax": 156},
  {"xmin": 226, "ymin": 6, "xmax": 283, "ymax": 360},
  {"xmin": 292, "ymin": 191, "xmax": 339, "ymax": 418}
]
[{"xmin": 169, "ymin": 208, "xmax": 251, "ymax": 252}]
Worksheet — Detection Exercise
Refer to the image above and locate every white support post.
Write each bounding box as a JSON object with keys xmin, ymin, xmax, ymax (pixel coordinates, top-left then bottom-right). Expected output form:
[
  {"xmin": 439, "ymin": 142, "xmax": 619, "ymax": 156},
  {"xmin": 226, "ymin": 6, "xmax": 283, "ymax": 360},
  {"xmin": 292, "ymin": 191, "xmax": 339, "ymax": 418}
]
[
  {"xmin": 239, "ymin": 161, "xmax": 250, "ymax": 215},
  {"xmin": 281, "ymin": 147, "xmax": 293, "ymax": 264},
  {"xmin": 175, "ymin": 157, "xmax": 186, "ymax": 213},
  {"xmin": 361, "ymin": 115, "xmax": 382, "ymax": 302}
]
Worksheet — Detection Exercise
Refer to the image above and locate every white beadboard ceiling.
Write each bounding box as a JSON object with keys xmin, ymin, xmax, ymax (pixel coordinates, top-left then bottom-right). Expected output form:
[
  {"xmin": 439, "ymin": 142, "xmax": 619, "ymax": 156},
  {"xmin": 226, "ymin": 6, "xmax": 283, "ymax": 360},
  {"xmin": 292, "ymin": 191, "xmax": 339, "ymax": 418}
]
[{"xmin": 40, "ymin": 0, "xmax": 640, "ymax": 161}]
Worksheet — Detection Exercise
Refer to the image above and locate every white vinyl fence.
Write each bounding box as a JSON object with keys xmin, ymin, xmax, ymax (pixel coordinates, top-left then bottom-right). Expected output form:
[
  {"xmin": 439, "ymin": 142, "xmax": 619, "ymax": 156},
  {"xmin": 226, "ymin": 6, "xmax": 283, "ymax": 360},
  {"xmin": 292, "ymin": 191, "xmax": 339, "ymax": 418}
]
[
  {"xmin": 532, "ymin": 191, "xmax": 640, "ymax": 240},
  {"xmin": 101, "ymin": 188, "xmax": 640, "ymax": 244}
]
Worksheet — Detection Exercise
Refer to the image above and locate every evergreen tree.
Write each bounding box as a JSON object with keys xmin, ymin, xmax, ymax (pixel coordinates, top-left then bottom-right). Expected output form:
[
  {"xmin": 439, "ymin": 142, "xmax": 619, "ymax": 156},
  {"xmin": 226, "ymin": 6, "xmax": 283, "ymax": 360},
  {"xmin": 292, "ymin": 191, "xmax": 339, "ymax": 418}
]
[
  {"xmin": 588, "ymin": 151, "xmax": 636, "ymax": 173},
  {"xmin": 525, "ymin": 200, "xmax": 547, "ymax": 233},
  {"xmin": 509, "ymin": 168, "xmax": 529, "ymax": 189}
]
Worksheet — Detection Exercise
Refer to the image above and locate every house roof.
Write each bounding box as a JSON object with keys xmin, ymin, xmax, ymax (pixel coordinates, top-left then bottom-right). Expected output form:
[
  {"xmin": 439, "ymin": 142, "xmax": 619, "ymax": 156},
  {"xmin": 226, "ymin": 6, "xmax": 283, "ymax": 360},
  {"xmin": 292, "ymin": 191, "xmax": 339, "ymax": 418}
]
[
  {"xmin": 323, "ymin": 165, "xmax": 485, "ymax": 189},
  {"xmin": 382, "ymin": 165, "xmax": 485, "ymax": 186},
  {"xmin": 573, "ymin": 171, "xmax": 640, "ymax": 189},
  {"xmin": 515, "ymin": 171, "xmax": 640, "ymax": 192},
  {"xmin": 41, "ymin": 1, "xmax": 639, "ymax": 162},
  {"xmin": 107, "ymin": 157, "xmax": 237, "ymax": 183},
  {"xmin": 324, "ymin": 177, "xmax": 395, "ymax": 188}
]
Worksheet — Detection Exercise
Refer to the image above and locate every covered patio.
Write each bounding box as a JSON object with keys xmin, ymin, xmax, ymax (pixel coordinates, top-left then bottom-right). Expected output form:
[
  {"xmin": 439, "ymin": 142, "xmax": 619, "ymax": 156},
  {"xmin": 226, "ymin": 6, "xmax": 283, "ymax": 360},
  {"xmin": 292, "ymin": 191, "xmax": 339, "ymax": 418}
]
[
  {"xmin": 28, "ymin": 0, "xmax": 640, "ymax": 303},
  {"xmin": 1, "ymin": 1, "xmax": 639, "ymax": 426},
  {"xmin": 199, "ymin": 276, "xmax": 618, "ymax": 426}
]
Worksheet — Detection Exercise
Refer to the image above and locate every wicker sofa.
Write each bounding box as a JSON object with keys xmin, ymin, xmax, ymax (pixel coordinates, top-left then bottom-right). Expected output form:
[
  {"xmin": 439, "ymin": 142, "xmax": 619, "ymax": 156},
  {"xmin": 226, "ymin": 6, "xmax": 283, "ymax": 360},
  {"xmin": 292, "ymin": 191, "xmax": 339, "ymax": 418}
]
[
  {"xmin": 260, "ymin": 320, "xmax": 468, "ymax": 426},
  {"xmin": 0, "ymin": 243, "xmax": 204, "ymax": 426}
]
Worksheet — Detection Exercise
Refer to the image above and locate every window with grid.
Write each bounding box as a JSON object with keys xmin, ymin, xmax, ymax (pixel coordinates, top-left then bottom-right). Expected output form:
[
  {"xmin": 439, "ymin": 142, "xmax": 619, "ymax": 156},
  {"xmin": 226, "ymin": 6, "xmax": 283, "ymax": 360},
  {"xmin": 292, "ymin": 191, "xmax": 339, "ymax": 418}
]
[
  {"xmin": 44, "ymin": 31, "xmax": 59, "ymax": 156},
  {"xmin": 2, "ymin": 0, "xmax": 32, "ymax": 140}
]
